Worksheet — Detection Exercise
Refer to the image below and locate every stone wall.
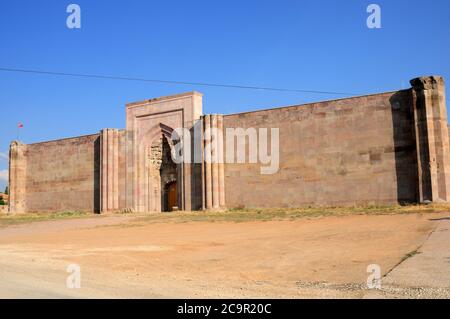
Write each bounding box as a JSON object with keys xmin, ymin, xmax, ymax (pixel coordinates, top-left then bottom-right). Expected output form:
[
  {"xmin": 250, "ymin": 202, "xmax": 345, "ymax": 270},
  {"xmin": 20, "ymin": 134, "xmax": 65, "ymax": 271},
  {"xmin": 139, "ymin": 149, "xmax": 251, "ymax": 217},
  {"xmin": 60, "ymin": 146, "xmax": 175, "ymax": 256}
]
[
  {"xmin": 7, "ymin": 77, "xmax": 449, "ymax": 214},
  {"xmin": 410, "ymin": 76, "xmax": 450, "ymax": 202},
  {"xmin": 11, "ymin": 134, "xmax": 101, "ymax": 213},
  {"xmin": 100, "ymin": 129, "xmax": 127, "ymax": 212},
  {"xmin": 223, "ymin": 90, "xmax": 419, "ymax": 208}
]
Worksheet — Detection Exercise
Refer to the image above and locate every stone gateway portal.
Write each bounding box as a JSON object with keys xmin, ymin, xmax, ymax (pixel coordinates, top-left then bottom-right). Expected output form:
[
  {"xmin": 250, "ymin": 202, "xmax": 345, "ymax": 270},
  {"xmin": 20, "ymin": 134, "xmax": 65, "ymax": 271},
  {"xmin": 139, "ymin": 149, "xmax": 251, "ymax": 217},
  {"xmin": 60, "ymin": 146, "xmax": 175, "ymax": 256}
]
[{"xmin": 7, "ymin": 76, "xmax": 450, "ymax": 214}]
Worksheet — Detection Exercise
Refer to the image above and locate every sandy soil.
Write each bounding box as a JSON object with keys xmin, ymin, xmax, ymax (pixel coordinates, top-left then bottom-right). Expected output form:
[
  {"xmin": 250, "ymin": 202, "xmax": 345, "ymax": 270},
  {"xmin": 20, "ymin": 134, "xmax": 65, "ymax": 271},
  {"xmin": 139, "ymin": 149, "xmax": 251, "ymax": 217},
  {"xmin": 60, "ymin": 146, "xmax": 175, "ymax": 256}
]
[{"xmin": 0, "ymin": 212, "xmax": 448, "ymax": 298}]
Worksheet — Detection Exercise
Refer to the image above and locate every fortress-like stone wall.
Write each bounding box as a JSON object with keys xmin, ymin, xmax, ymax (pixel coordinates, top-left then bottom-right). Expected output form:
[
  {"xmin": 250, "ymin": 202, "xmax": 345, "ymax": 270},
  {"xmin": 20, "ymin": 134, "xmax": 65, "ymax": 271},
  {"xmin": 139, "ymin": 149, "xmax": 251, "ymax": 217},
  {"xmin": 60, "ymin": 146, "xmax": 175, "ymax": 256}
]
[
  {"xmin": 7, "ymin": 76, "xmax": 450, "ymax": 214},
  {"xmin": 223, "ymin": 90, "xmax": 418, "ymax": 207},
  {"xmin": 9, "ymin": 134, "xmax": 100, "ymax": 213}
]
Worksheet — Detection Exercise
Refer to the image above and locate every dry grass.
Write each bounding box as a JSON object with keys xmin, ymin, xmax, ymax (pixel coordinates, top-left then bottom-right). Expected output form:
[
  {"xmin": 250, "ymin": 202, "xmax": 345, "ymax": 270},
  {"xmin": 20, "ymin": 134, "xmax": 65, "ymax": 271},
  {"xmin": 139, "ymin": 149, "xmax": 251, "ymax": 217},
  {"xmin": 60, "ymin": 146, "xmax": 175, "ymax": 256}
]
[
  {"xmin": 0, "ymin": 211, "xmax": 92, "ymax": 227},
  {"xmin": 1, "ymin": 204, "xmax": 448, "ymax": 228},
  {"xmin": 125, "ymin": 204, "xmax": 450, "ymax": 226}
]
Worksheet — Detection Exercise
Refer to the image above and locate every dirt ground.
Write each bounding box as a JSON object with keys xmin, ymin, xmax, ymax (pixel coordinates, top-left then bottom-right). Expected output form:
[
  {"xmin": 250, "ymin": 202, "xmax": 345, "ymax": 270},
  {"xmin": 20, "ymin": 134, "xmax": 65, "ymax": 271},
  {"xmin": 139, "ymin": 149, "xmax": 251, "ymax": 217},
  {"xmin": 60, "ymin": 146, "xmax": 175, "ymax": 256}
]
[{"xmin": 0, "ymin": 210, "xmax": 449, "ymax": 298}]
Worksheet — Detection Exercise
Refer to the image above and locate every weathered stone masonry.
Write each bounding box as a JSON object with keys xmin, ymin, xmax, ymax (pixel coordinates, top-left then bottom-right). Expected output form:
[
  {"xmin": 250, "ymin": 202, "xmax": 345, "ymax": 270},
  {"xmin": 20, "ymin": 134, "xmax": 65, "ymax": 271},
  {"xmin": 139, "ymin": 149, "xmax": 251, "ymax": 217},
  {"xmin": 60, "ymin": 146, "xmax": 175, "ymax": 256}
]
[{"xmin": 7, "ymin": 76, "xmax": 450, "ymax": 214}]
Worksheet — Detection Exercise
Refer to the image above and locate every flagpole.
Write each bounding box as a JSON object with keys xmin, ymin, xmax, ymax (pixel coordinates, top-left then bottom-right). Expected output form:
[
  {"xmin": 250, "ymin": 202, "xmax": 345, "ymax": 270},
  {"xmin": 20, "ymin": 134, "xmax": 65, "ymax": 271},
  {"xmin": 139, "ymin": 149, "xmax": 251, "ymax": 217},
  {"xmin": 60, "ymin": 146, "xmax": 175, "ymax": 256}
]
[{"xmin": 17, "ymin": 122, "xmax": 22, "ymax": 141}]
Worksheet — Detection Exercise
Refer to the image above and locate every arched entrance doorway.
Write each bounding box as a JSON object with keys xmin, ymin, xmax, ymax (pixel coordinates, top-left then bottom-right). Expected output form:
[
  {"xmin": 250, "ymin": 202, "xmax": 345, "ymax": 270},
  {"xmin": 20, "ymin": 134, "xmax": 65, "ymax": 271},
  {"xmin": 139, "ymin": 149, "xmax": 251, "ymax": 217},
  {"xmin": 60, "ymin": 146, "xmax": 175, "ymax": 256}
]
[
  {"xmin": 164, "ymin": 181, "xmax": 178, "ymax": 212},
  {"xmin": 155, "ymin": 135, "xmax": 178, "ymax": 212}
]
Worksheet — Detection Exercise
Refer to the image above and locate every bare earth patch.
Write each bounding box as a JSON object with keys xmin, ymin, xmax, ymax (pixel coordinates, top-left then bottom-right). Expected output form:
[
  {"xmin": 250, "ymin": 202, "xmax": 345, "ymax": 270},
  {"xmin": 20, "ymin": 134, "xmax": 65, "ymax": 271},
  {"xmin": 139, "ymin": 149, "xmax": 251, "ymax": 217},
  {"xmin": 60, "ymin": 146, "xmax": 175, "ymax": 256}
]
[{"xmin": 0, "ymin": 206, "xmax": 449, "ymax": 298}]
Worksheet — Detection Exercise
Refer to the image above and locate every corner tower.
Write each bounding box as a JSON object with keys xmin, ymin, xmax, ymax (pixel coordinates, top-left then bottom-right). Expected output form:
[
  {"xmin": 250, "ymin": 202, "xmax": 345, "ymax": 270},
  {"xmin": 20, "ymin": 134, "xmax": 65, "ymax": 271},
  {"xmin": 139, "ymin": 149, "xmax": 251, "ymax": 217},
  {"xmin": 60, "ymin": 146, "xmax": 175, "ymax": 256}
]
[{"xmin": 410, "ymin": 76, "xmax": 450, "ymax": 202}]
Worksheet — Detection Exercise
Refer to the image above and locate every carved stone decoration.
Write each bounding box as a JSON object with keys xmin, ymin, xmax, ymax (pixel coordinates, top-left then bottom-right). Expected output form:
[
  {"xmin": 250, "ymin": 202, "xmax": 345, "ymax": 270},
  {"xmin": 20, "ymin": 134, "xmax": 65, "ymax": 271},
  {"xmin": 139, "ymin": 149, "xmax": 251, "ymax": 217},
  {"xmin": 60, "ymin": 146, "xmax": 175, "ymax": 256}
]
[
  {"xmin": 146, "ymin": 135, "xmax": 179, "ymax": 212},
  {"xmin": 149, "ymin": 137, "xmax": 163, "ymax": 171},
  {"xmin": 126, "ymin": 92, "xmax": 203, "ymax": 212}
]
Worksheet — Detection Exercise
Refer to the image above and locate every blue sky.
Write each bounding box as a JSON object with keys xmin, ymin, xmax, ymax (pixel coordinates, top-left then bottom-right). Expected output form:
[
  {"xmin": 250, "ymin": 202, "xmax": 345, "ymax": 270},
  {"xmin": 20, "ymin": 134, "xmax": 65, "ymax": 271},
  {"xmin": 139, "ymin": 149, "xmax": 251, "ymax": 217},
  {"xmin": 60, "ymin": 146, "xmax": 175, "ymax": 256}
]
[{"xmin": 1, "ymin": 0, "xmax": 450, "ymax": 190}]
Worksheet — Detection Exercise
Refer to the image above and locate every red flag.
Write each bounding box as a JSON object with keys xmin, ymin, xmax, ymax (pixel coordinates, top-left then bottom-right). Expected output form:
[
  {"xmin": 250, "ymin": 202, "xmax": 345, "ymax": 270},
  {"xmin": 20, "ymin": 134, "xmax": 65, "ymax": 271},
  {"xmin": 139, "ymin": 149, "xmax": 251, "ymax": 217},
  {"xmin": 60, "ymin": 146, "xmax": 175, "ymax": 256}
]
[{"xmin": 18, "ymin": 122, "xmax": 23, "ymax": 128}]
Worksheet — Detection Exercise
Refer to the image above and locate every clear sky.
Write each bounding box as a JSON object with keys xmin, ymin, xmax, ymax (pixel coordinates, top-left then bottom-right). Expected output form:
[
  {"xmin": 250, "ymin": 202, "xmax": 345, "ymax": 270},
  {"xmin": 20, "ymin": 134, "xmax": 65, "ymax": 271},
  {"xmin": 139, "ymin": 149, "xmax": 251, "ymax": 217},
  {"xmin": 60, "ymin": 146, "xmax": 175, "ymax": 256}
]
[{"xmin": 1, "ymin": 0, "xmax": 450, "ymax": 190}]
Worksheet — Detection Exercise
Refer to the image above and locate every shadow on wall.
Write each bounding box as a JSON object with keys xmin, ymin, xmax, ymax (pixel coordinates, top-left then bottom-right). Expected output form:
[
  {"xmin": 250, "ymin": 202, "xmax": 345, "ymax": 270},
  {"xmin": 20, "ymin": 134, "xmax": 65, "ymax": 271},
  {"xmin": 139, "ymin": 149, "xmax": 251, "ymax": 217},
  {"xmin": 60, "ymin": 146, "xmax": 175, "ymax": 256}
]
[
  {"xmin": 389, "ymin": 90, "xmax": 419, "ymax": 204},
  {"xmin": 94, "ymin": 136, "xmax": 101, "ymax": 213},
  {"xmin": 190, "ymin": 122, "xmax": 203, "ymax": 211}
]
